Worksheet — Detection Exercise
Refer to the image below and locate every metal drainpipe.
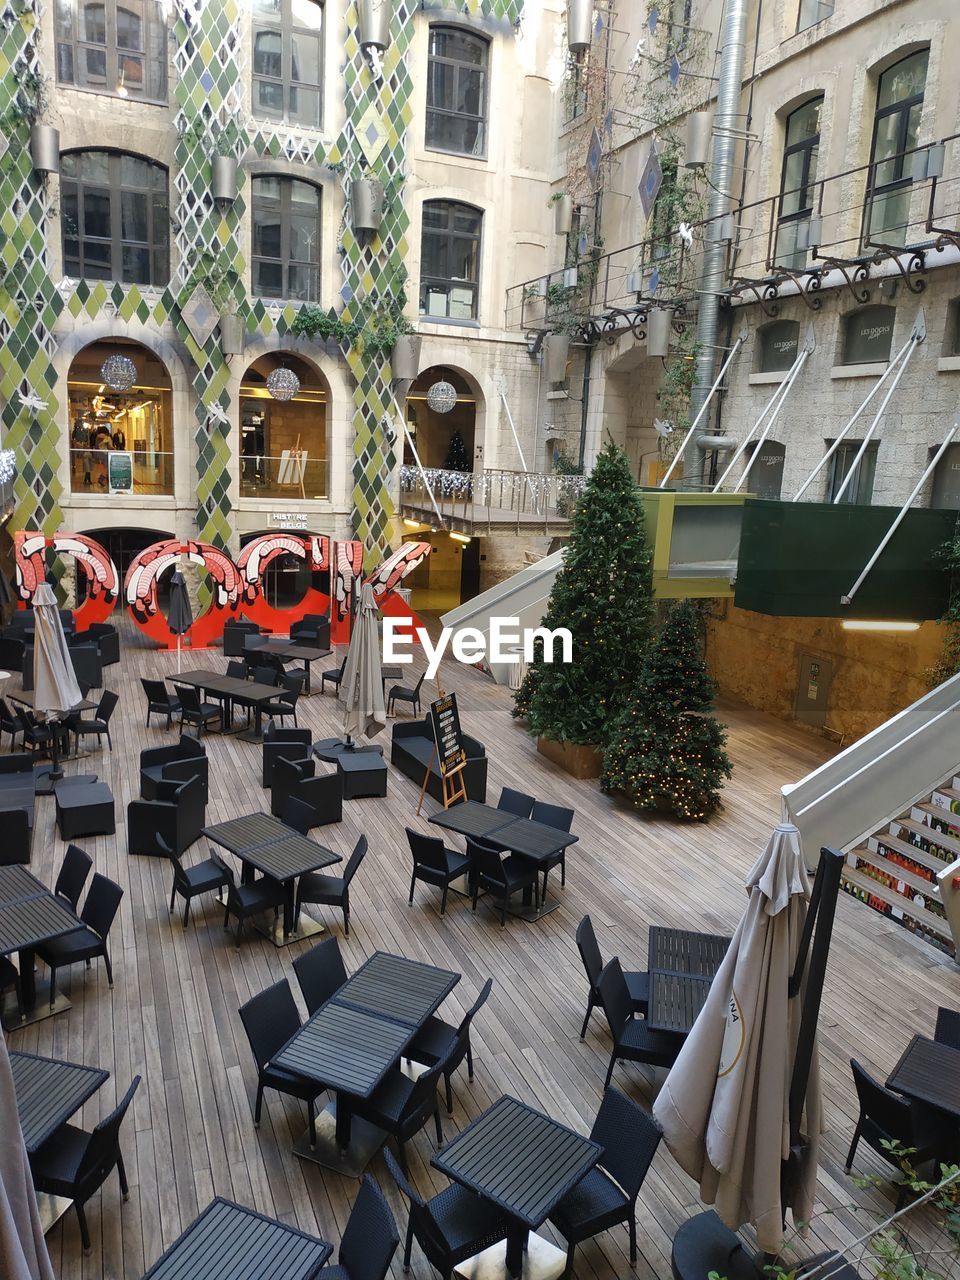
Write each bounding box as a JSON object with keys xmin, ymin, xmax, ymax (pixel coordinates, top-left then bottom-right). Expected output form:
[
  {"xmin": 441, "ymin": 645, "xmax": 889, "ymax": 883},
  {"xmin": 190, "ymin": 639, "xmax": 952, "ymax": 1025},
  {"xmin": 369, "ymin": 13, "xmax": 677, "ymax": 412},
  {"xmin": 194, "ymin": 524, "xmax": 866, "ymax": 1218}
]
[
  {"xmin": 683, "ymin": 0, "xmax": 750, "ymax": 488},
  {"xmin": 577, "ymin": 342, "xmax": 593, "ymax": 472}
]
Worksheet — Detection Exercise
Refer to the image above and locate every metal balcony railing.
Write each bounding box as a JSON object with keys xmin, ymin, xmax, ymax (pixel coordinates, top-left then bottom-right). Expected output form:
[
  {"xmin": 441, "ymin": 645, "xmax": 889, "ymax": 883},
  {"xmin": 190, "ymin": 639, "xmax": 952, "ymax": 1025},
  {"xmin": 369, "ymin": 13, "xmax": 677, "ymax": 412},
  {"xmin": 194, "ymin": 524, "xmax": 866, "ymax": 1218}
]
[{"xmin": 398, "ymin": 466, "xmax": 587, "ymax": 534}]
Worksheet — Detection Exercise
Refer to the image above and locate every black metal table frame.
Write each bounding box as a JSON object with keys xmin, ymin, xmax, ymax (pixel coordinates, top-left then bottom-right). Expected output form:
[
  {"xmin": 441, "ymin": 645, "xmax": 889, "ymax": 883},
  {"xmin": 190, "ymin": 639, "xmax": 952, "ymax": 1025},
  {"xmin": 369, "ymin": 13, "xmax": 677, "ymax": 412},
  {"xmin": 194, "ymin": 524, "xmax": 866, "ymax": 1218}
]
[
  {"xmin": 252, "ymin": 642, "xmax": 331, "ymax": 694},
  {"xmin": 168, "ymin": 671, "xmax": 279, "ymax": 742}
]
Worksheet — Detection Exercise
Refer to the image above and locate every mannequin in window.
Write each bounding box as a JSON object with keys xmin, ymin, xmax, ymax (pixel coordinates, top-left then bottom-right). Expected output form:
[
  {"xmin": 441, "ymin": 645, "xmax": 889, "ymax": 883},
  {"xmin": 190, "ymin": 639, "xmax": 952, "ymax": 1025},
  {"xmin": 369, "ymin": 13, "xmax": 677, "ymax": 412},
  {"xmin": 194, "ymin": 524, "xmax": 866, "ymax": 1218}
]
[{"xmin": 112, "ymin": 425, "xmax": 126, "ymax": 450}]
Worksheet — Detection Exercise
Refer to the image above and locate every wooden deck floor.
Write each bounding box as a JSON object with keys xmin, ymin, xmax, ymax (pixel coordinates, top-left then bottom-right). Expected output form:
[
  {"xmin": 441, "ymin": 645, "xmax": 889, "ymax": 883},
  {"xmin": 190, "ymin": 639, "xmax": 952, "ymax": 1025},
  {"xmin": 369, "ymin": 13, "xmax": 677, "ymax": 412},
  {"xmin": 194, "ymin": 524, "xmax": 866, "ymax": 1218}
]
[{"xmin": 9, "ymin": 622, "xmax": 960, "ymax": 1280}]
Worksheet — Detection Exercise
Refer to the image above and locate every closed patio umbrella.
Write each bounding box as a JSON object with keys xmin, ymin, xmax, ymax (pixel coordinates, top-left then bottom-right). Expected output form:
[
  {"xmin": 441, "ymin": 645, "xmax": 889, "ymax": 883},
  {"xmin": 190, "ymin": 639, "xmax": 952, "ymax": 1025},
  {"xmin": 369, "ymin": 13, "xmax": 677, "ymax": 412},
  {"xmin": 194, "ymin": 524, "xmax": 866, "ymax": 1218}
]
[
  {"xmin": 653, "ymin": 824, "xmax": 827, "ymax": 1255},
  {"xmin": 0, "ymin": 1025, "xmax": 55, "ymax": 1280},
  {"xmin": 168, "ymin": 569, "xmax": 193, "ymax": 674},
  {"xmin": 32, "ymin": 580, "xmax": 83, "ymax": 784},
  {"xmin": 339, "ymin": 581, "xmax": 386, "ymax": 744}
]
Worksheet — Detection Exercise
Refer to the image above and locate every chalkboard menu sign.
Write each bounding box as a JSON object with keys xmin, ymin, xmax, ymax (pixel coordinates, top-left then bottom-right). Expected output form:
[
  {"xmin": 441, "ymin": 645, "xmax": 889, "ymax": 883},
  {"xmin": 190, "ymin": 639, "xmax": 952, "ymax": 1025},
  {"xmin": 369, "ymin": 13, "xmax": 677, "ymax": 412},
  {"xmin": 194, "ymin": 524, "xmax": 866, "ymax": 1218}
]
[{"xmin": 430, "ymin": 693, "xmax": 466, "ymax": 776}]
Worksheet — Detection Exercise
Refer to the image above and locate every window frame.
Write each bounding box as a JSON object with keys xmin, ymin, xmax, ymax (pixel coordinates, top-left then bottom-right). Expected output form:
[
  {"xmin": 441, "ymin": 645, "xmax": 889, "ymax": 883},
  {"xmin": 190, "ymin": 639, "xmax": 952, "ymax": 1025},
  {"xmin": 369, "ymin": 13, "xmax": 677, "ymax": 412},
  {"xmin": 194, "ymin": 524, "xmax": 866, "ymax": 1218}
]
[
  {"xmin": 54, "ymin": 0, "xmax": 168, "ymax": 103},
  {"xmin": 864, "ymin": 49, "xmax": 929, "ymax": 246},
  {"xmin": 796, "ymin": 0, "xmax": 834, "ymax": 34},
  {"xmin": 774, "ymin": 96, "xmax": 822, "ymax": 268},
  {"xmin": 250, "ymin": 174, "xmax": 322, "ymax": 304},
  {"xmin": 840, "ymin": 305, "xmax": 896, "ymax": 366},
  {"xmin": 251, "ymin": 0, "xmax": 324, "ymax": 131},
  {"xmin": 419, "ymin": 199, "xmax": 483, "ymax": 322},
  {"xmin": 826, "ymin": 440, "xmax": 879, "ymax": 505},
  {"xmin": 425, "ymin": 24, "xmax": 489, "ymax": 160},
  {"xmin": 60, "ymin": 150, "xmax": 169, "ymax": 286}
]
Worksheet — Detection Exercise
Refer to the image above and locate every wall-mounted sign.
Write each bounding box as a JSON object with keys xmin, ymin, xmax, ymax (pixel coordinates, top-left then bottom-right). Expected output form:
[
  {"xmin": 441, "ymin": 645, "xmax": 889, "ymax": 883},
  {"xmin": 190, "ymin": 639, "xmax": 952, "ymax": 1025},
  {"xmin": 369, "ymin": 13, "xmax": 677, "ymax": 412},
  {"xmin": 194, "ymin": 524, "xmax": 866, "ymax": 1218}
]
[
  {"xmin": 268, "ymin": 511, "xmax": 309, "ymax": 528},
  {"xmin": 758, "ymin": 321, "xmax": 800, "ymax": 373},
  {"xmin": 108, "ymin": 451, "xmax": 133, "ymax": 494}
]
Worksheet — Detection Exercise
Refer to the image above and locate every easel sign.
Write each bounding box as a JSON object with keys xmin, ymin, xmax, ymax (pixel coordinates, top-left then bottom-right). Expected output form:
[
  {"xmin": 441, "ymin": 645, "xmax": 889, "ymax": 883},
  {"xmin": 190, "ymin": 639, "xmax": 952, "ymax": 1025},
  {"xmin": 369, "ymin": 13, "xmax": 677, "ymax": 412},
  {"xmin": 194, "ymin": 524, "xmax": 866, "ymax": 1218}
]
[
  {"xmin": 277, "ymin": 436, "xmax": 307, "ymax": 500},
  {"xmin": 416, "ymin": 691, "xmax": 468, "ymax": 813}
]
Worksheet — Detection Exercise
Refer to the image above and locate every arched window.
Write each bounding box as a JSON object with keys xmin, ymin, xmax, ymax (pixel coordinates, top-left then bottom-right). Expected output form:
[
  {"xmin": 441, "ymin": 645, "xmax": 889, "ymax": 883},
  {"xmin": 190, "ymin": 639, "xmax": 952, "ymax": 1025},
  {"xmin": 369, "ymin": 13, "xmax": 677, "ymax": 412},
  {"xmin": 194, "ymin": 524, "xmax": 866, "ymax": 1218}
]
[
  {"xmin": 426, "ymin": 27, "xmax": 489, "ymax": 157},
  {"xmin": 252, "ymin": 0, "xmax": 323, "ymax": 129},
  {"xmin": 866, "ymin": 49, "xmax": 928, "ymax": 246},
  {"xmin": 841, "ymin": 305, "xmax": 895, "ymax": 365},
  {"xmin": 419, "ymin": 200, "xmax": 482, "ymax": 321},
  {"xmin": 251, "ymin": 176, "xmax": 321, "ymax": 301},
  {"xmin": 55, "ymin": 0, "xmax": 167, "ymax": 101},
  {"xmin": 774, "ymin": 97, "xmax": 822, "ymax": 269},
  {"xmin": 61, "ymin": 151, "xmax": 169, "ymax": 285}
]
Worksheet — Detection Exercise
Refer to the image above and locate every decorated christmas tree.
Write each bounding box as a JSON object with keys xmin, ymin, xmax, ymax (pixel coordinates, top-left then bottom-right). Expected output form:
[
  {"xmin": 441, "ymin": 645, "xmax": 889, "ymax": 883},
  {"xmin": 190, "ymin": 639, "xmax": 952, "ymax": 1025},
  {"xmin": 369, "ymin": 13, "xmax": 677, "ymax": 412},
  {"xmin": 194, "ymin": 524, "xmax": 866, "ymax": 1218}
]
[
  {"xmin": 513, "ymin": 442, "xmax": 654, "ymax": 745},
  {"xmin": 444, "ymin": 430, "xmax": 470, "ymax": 472},
  {"xmin": 602, "ymin": 599, "xmax": 732, "ymax": 820}
]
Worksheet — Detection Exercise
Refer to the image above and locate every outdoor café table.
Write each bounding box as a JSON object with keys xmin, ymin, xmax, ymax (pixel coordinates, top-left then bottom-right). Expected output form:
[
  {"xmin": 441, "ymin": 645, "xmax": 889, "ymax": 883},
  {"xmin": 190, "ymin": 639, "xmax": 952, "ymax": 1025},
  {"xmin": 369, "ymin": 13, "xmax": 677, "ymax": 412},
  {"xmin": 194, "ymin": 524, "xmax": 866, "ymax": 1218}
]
[
  {"xmin": 168, "ymin": 669, "xmax": 279, "ymax": 741},
  {"xmin": 10, "ymin": 1049, "xmax": 108, "ymax": 1152},
  {"xmin": 140, "ymin": 1196, "xmax": 332, "ymax": 1280},
  {"xmin": 202, "ymin": 812, "xmax": 341, "ymax": 946},
  {"xmin": 0, "ymin": 866, "xmax": 80, "ymax": 1027},
  {"xmin": 647, "ymin": 970, "xmax": 713, "ymax": 1035},
  {"xmin": 273, "ymin": 950, "xmax": 460, "ymax": 1175},
  {"xmin": 432, "ymin": 1094, "xmax": 602, "ymax": 1280},
  {"xmin": 488, "ymin": 816, "xmax": 580, "ymax": 920},
  {"xmin": 886, "ymin": 1034, "xmax": 960, "ymax": 1119},
  {"xmin": 429, "ymin": 801, "xmax": 516, "ymax": 841},
  {"xmin": 256, "ymin": 640, "xmax": 331, "ymax": 693},
  {"xmin": 646, "ymin": 926, "xmax": 732, "ymax": 1035},
  {"xmin": 8, "ymin": 689, "xmax": 97, "ymax": 713}
]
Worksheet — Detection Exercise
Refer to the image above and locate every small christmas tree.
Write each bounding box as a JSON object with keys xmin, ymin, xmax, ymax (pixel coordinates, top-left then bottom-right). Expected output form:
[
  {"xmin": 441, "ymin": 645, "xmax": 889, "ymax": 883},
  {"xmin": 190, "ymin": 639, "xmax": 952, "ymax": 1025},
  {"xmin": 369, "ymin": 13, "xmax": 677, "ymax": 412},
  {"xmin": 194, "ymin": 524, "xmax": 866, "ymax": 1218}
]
[
  {"xmin": 602, "ymin": 600, "xmax": 732, "ymax": 820},
  {"xmin": 515, "ymin": 442, "xmax": 654, "ymax": 746},
  {"xmin": 444, "ymin": 430, "xmax": 470, "ymax": 472}
]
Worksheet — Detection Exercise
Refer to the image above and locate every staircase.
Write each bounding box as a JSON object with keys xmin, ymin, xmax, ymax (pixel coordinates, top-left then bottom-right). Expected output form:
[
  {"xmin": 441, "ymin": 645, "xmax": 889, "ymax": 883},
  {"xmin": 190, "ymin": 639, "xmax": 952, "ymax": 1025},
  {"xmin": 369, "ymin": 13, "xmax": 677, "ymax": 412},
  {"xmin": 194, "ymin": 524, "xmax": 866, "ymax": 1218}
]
[{"xmin": 842, "ymin": 773, "xmax": 960, "ymax": 955}]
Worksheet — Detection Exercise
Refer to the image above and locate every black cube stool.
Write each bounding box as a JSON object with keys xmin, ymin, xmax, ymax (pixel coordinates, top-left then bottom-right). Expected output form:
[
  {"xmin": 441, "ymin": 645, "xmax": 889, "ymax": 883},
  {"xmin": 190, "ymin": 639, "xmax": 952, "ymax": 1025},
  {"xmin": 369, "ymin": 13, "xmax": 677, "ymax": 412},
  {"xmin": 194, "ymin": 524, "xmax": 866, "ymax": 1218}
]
[
  {"xmin": 55, "ymin": 780, "xmax": 116, "ymax": 839},
  {"xmin": 337, "ymin": 754, "xmax": 387, "ymax": 799}
]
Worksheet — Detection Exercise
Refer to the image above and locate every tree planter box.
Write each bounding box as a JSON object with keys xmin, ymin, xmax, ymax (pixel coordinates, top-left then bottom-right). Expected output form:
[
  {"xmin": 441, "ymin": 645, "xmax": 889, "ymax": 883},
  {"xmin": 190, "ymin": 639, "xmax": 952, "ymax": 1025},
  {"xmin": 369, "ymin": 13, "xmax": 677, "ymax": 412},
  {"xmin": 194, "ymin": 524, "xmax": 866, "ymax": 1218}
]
[{"xmin": 537, "ymin": 736, "xmax": 603, "ymax": 779}]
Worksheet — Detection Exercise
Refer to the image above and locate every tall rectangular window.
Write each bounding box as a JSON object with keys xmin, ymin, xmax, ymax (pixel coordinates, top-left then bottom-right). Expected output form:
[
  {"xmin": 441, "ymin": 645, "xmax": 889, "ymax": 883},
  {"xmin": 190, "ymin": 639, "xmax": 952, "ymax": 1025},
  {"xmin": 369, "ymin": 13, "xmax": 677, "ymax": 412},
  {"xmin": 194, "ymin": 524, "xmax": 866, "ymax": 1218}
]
[
  {"xmin": 252, "ymin": 0, "xmax": 323, "ymax": 130},
  {"xmin": 425, "ymin": 26, "xmax": 488, "ymax": 158},
  {"xmin": 865, "ymin": 49, "xmax": 928, "ymax": 247},
  {"xmin": 826, "ymin": 441, "xmax": 879, "ymax": 505},
  {"xmin": 252, "ymin": 176, "xmax": 320, "ymax": 301},
  {"xmin": 774, "ymin": 96, "xmax": 822, "ymax": 269},
  {"xmin": 55, "ymin": 0, "xmax": 167, "ymax": 101},
  {"xmin": 419, "ymin": 200, "xmax": 482, "ymax": 320}
]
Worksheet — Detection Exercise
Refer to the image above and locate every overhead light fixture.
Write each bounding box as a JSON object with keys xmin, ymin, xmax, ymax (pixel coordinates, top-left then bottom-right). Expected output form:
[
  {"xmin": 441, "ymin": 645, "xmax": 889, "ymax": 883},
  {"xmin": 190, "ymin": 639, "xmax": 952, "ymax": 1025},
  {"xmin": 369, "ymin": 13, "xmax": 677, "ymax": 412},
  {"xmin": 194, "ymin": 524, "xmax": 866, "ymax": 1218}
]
[
  {"xmin": 449, "ymin": 532, "xmax": 471, "ymax": 544},
  {"xmin": 402, "ymin": 518, "xmax": 423, "ymax": 529},
  {"xmin": 841, "ymin": 620, "xmax": 920, "ymax": 632}
]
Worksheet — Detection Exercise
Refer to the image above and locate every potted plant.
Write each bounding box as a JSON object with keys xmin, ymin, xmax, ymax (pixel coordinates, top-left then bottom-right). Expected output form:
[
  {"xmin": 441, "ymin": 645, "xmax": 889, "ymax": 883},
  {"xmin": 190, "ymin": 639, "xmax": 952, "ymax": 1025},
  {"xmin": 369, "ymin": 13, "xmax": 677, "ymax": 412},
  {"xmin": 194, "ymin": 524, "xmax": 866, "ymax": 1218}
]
[
  {"xmin": 11, "ymin": 69, "xmax": 59, "ymax": 175},
  {"xmin": 210, "ymin": 124, "xmax": 241, "ymax": 203},
  {"xmin": 186, "ymin": 254, "xmax": 244, "ymax": 357},
  {"xmin": 567, "ymin": 0, "xmax": 594, "ymax": 54},
  {"xmin": 646, "ymin": 306, "xmax": 674, "ymax": 358},
  {"xmin": 351, "ymin": 173, "xmax": 386, "ymax": 235},
  {"xmin": 543, "ymin": 332, "xmax": 571, "ymax": 384},
  {"xmin": 551, "ymin": 192, "xmax": 573, "ymax": 236},
  {"xmin": 391, "ymin": 332, "xmax": 421, "ymax": 380},
  {"xmin": 541, "ymin": 281, "xmax": 582, "ymax": 384},
  {"xmin": 358, "ymin": 0, "xmax": 391, "ymax": 51}
]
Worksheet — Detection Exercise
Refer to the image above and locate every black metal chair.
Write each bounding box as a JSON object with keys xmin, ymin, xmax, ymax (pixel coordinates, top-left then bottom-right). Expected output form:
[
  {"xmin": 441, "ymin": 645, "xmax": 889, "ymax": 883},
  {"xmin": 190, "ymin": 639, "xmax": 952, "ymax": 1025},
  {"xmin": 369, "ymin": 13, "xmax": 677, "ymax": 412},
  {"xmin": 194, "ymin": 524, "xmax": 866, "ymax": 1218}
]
[
  {"xmin": 127, "ymin": 774, "xmax": 206, "ymax": 857},
  {"xmin": 321, "ymin": 655, "xmax": 347, "ymax": 694},
  {"xmin": 0, "ymin": 697, "xmax": 22, "ymax": 749},
  {"xmin": 139, "ymin": 735, "xmax": 208, "ymax": 801},
  {"xmin": 406, "ymin": 828, "xmax": 470, "ymax": 917},
  {"xmin": 225, "ymin": 659, "xmax": 247, "ymax": 680},
  {"xmin": 175, "ymin": 684, "xmax": 221, "ymax": 736},
  {"xmin": 36, "ymin": 873, "xmax": 124, "ymax": 1007},
  {"xmin": 292, "ymin": 936, "xmax": 348, "ymax": 1015},
  {"xmin": 54, "ymin": 843, "xmax": 93, "ymax": 911},
  {"xmin": 406, "ymin": 978, "xmax": 493, "ymax": 1114},
  {"xmin": 17, "ymin": 708, "xmax": 63, "ymax": 758},
  {"xmin": 846, "ymin": 1059, "xmax": 947, "ymax": 1204},
  {"xmin": 497, "ymin": 786, "xmax": 535, "ymax": 817},
  {"xmin": 140, "ymin": 677, "xmax": 181, "ymax": 729},
  {"xmin": 262, "ymin": 724, "xmax": 312, "ymax": 786},
  {"xmin": 386, "ymin": 670, "xmax": 426, "ymax": 718},
  {"xmin": 0, "ymin": 955, "xmax": 22, "ymax": 1022},
  {"xmin": 322, "ymin": 1174, "xmax": 399, "ymax": 1280},
  {"xmin": 548, "ymin": 1087, "xmax": 662, "ymax": 1276},
  {"xmin": 0, "ymin": 809, "xmax": 31, "ymax": 865},
  {"xmin": 596, "ymin": 957, "xmax": 682, "ymax": 1087},
  {"xmin": 469, "ymin": 837, "xmax": 541, "ymax": 927},
  {"xmin": 210, "ymin": 851, "xmax": 286, "ymax": 947},
  {"xmin": 935, "ymin": 1006, "xmax": 960, "ymax": 1050},
  {"xmin": 383, "ymin": 1146, "xmax": 511, "ymax": 1280},
  {"xmin": 576, "ymin": 915, "xmax": 649, "ymax": 1040},
  {"xmin": 72, "ymin": 688, "xmax": 119, "ymax": 753},
  {"xmin": 29, "ymin": 1075, "xmax": 139, "ymax": 1255},
  {"xmin": 157, "ymin": 833, "xmax": 231, "ymax": 928},
  {"xmin": 253, "ymin": 663, "xmax": 280, "ymax": 687},
  {"xmin": 294, "ymin": 835, "xmax": 367, "ymax": 936},
  {"xmin": 237, "ymin": 979, "xmax": 326, "ymax": 1147},
  {"xmin": 262, "ymin": 671, "xmax": 305, "ymax": 728},
  {"xmin": 348, "ymin": 1048, "xmax": 451, "ymax": 1174},
  {"xmin": 532, "ymin": 799, "xmax": 575, "ymax": 901}
]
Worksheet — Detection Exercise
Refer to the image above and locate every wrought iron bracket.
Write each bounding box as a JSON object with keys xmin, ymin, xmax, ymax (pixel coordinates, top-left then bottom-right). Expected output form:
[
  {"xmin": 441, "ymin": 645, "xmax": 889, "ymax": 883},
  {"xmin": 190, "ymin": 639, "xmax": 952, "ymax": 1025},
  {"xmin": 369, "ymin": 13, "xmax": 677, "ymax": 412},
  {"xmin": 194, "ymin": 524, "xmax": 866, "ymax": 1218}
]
[
  {"xmin": 867, "ymin": 245, "xmax": 927, "ymax": 294},
  {"xmin": 729, "ymin": 277, "xmax": 780, "ymax": 317},
  {"xmin": 773, "ymin": 267, "xmax": 824, "ymax": 311},
  {"xmin": 577, "ymin": 305, "xmax": 649, "ymax": 346},
  {"xmin": 812, "ymin": 255, "xmax": 871, "ymax": 305}
]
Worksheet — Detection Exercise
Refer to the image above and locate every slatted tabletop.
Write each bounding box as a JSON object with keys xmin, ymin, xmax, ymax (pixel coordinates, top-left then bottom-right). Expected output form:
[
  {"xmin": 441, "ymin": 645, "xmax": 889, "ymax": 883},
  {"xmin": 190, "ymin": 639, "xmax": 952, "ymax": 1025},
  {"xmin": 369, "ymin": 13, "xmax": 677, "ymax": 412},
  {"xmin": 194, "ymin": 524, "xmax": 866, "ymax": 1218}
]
[
  {"xmin": 0, "ymin": 863, "xmax": 44, "ymax": 903},
  {"xmin": 648, "ymin": 970, "xmax": 713, "ymax": 1034},
  {"xmin": 273, "ymin": 1000, "xmax": 411, "ymax": 1096},
  {"xmin": 202, "ymin": 812, "xmax": 291, "ymax": 854},
  {"xmin": 886, "ymin": 1034, "xmax": 960, "ymax": 1118},
  {"xmin": 491, "ymin": 816, "xmax": 579, "ymax": 863},
  {"xmin": 140, "ymin": 1196, "xmax": 332, "ymax": 1280},
  {"xmin": 10, "ymin": 1050, "xmax": 109, "ymax": 1152},
  {"xmin": 166, "ymin": 670, "xmax": 225, "ymax": 690},
  {"xmin": 0, "ymin": 892, "xmax": 80, "ymax": 956},
  {"xmin": 260, "ymin": 643, "xmax": 331, "ymax": 661},
  {"xmin": 336, "ymin": 951, "xmax": 460, "ymax": 1027},
  {"xmin": 433, "ymin": 1095, "xmax": 601, "ymax": 1229},
  {"xmin": 429, "ymin": 801, "xmax": 514, "ymax": 839},
  {"xmin": 648, "ymin": 926, "xmax": 731, "ymax": 977},
  {"xmin": 241, "ymin": 833, "xmax": 341, "ymax": 882}
]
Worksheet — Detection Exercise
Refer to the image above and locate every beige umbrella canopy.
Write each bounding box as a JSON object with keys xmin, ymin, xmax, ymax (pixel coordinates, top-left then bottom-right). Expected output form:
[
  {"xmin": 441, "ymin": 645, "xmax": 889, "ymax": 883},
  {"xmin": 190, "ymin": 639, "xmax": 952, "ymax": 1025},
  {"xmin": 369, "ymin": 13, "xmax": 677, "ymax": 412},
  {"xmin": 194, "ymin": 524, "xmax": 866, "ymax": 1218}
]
[
  {"xmin": 0, "ymin": 1026, "xmax": 55, "ymax": 1280},
  {"xmin": 339, "ymin": 581, "xmax": 386, "ymax": 743},
  {"xmin": 653, "ymin": 823, "xmax": 823, "ymax": 1254},
  {"xmin": 32, "ymin": 580, "xmax": 83, "ymax": 781}
]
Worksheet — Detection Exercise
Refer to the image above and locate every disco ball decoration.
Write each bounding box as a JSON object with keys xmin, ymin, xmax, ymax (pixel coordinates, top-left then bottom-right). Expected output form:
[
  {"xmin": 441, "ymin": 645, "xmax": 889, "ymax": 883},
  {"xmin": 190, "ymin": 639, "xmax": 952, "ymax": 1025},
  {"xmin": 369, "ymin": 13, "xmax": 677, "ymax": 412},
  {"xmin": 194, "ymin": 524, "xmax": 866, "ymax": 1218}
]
[
  {"xmin": 100, "ymin": 353, "xmax": 137, "ymax": 391},
  {"xmin": 426, "ymin": 380, "xmax": 457, "ymax": 414},
  {"xmin": 266, "ymin": 367, "xmax": 300, "ymax": 401}
]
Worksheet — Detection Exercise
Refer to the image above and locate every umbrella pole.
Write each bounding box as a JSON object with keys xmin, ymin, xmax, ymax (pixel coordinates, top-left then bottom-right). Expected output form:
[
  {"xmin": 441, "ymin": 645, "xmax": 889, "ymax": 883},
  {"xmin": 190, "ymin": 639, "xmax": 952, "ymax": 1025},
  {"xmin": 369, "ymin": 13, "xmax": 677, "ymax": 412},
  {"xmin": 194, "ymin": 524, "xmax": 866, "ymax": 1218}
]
[
  {"xmin": 177, "ymin": 634, "xmax": 182, "ymax": 674},
  {"xmin": 49, "ymin": 716, "xmax": 63, "ymax": 782}
]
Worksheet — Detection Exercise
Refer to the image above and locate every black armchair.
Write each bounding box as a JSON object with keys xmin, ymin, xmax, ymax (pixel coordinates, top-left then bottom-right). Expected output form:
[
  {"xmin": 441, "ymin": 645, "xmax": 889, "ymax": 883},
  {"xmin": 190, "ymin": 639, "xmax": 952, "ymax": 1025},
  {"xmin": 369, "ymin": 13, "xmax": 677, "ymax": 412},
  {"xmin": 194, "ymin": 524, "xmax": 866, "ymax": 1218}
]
[
  {"xmin": 576, "ymin": 914, "xmax": 649, "ymax": 1040},
  {"xmin": 84, "ymin": 623, "xmax": 120, "ymax": 666},
  {"xmin": 140, "ymin": 735, "xmax": 208, "ymax": 801},
  {"xmin": 348, "ymin": 1048, "xmax": 451, "ymax": 1173},
  {"xmin": 384, "ymin": 1146, "xmax": 511, "ymax": 1280},
  {"xmin": 321, "ymin": 655, "xmax": 347, "ymax": 694},
  {"xmin": 406, "ymin": 828, "xmax": 470, "ymax": 917},
  {"xmin": 175, "ymin": 684, "xmax": 221, "ymax": 736},
  {"xmin": 271, "ymin": 755, "xmax": 342, "ymax": 828},
  {"xmin": 0, "ymin": 697, "xmax": 22, "ymax": 750},
  {"xmin": 127, "ymin": 774, "xmax": 206, "ymax": 857},
  {"xmin": 140, "ymin": 678, "xmax": 181, "ymax": 729},
  {"xmin": 386, "ymin": 670, "xmax": 426, "ymax": 718},
  {"xmin": 847, "ymin": 1059, "xmax": 947, "ymax": 1203},
  {"xmin": 290, "ymin": 613, "xmax": 330, "ymax": 650},
  {"xmin": 211, "ymin": 851, "xmax": 286, "ymax": 947},
  {"xmin": 36, "ymin": 873, "xmax": 124, "ymax": 1007},
  {"xmin": 596, "ymin": 957, "xmax": 682, "ymax": 1087},
  {"xmin": 548, "ymin": 1087, "xmax": 662, "ymax": 1276},
  {"xmin": 292, "ymin": 935, "xmax": 348, "ymax": 1015},
  {"xmin": 324, "ymin": 1175, "xmax": 399, "ymax": 1280},
  {"xmin": 237, "ymin": 978, "xmax": 326, "ymax": 1146},
  {"xmin": 469, "ymin": 837, "xmax": 541, "ymax": 927},
  {"xmin": 406, "ymin": 978, "xmax": 493, "ymax": 1114},
  {"xmin": 262, "ymin": 725, "xmax": 312, "ymax": 786},
  {"xmin": 0, "ymin": 809, "xmax": 31, "ymax": 866},
  {"xmin": 223, "ymin": 619, "xmax": 261, "ymax": 657},
  {"xmin": 295, "ymin": 835, "xmax": 366, "ymax": 936},
  {"xmin": 72, "ymin": 689, "xmax": 119, "ymax": 753},
  {"xmin": 531, "ymin": 799, "xmax": 575, "ymax": 901},
  {"xmin": 30, "ymin": 1075, "xmax": 139, "ymax": 1255},
  {"xmin": 54, "ymin": 844, "xmax": 93, "ymax": 911},
  {"xmin": 158, "ymin": 833, "xmax": 230, "ymax": 928}
]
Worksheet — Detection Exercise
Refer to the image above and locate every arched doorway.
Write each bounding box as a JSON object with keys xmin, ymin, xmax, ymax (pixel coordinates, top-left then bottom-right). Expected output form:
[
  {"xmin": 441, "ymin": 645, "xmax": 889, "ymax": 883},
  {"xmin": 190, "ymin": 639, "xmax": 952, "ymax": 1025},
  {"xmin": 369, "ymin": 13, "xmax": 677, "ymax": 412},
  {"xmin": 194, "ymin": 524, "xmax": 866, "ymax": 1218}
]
[
  {"xmin": 239, "ymin": 354, "xmax": 329, "ymax": 498},
  {"xmin": 67, "ymin": 339, "xmax": 173, "ymax": 494},
  {"xmin": 238, "ymin": 529, "xmax": 330, "ymax": 609},
  {"xmin": 405, "ymin": 366, "xmax": 477, "ymax": 471}
]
